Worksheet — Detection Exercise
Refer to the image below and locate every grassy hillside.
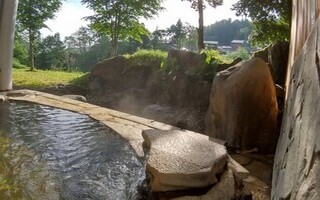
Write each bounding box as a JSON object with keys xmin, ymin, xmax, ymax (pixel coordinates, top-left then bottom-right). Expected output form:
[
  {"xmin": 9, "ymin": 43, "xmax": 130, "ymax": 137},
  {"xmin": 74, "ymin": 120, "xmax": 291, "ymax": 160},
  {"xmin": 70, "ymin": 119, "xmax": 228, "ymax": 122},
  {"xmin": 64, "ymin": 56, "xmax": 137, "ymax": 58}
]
[{"xmin": 13, "ymin": 68, "xmax": 85, "ymax": 89}]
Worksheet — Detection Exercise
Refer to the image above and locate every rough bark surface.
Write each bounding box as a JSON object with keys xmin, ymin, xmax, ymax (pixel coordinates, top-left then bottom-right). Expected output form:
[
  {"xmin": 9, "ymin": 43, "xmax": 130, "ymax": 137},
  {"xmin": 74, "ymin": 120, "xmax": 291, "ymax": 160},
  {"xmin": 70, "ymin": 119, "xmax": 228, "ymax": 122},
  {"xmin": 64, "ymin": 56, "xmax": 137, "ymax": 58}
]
[{"xmin": 272, "ymin": 19, "xmax": 320, "ymax": 200}]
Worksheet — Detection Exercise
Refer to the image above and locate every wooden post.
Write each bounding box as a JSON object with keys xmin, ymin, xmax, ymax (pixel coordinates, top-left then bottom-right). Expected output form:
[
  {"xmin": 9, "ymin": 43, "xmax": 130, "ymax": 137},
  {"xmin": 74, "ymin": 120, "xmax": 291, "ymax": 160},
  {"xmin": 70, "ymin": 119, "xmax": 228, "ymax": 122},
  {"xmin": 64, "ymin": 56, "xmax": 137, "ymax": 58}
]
[
  {"xmin": 0, "ymin": 0, "xmax": 19, "ymax": 91},
  {"xmin": 285, "ymin": 0, "xmax": 320, "ymax": 100}
]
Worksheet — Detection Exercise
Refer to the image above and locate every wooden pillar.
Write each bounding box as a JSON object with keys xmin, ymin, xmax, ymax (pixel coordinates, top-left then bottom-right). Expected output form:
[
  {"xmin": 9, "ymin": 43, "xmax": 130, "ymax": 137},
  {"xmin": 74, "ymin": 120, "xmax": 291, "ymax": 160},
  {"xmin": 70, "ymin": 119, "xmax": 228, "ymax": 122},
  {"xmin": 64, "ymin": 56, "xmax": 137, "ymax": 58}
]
[
  {"xmin": 285, "ymin": 0, "xmax": 320, "ymax": 99},
  {"xmin": 0, "ymin": 0, "xmax": 18, "ymax": 91}
]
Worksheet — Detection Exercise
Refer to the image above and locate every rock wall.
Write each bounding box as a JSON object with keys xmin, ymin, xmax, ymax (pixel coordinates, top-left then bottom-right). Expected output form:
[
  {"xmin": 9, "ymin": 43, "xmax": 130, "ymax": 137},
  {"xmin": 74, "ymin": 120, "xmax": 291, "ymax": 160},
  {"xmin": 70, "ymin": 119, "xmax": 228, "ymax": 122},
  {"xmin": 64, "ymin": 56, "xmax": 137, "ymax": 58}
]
[
  {"xmin": 89, "ymin": 51, "xmax": 212, "ymax": 132},
  {"xmin": 91, "ymin": 56, "xmax": 155, "ymax": 90},
  {"xmin": 272, "ymin": 19, "xmax": 320, "ymax": 199},
  {"xmin": 166, "ymin": 50, "xmax": 207, "ymax": 74},
  {"xmin": 253, "ymin": 41, "xmax": 289, "ymax": 87}
]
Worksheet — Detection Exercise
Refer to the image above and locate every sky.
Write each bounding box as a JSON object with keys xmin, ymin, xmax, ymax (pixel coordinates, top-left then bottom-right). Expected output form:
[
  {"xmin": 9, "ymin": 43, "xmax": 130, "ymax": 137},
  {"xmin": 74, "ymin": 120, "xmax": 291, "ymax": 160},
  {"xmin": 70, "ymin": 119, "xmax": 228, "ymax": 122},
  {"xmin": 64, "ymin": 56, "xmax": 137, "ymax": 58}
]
[{"xmin": 42, "ymin": 0, "xmax": 241, "ymax": 39}]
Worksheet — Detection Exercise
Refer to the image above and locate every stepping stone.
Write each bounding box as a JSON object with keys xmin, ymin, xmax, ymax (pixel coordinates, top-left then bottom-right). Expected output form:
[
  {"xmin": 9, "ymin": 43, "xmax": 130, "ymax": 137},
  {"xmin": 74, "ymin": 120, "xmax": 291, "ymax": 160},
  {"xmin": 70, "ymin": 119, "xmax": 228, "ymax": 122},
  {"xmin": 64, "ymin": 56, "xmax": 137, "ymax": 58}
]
[{"xmin": 142, "ymin": 129, "xmax": 228, "ymax": 192}]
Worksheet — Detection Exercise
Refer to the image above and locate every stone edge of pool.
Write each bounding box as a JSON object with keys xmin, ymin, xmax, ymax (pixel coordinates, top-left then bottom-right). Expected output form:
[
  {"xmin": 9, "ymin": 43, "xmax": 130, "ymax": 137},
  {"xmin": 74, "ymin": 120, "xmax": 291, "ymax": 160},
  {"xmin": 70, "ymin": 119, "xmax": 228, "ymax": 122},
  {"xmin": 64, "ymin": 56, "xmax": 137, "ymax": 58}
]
[
  {"xmin": 0, "ymin": 89, "xmax": 166, "ymax": 157},
  {"xmin": 0, "ymin": 89, "xmax": 223, "ymax": 157}
]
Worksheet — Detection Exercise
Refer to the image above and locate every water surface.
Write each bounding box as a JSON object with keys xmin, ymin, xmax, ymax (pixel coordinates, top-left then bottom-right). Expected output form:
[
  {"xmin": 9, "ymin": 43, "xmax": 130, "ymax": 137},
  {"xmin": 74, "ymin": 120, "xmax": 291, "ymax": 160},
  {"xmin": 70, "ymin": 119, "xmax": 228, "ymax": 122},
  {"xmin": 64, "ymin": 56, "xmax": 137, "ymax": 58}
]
[{"xmin": 0, "ymin": 102, "xmax": 145, "ymax": 199}]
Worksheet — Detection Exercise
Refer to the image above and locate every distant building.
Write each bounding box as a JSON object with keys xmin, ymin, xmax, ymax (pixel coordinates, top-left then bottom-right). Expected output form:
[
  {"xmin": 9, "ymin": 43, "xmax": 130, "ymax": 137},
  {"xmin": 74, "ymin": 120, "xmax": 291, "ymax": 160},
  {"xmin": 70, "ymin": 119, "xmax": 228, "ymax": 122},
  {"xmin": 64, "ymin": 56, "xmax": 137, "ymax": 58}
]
[
  {"xmin": 204, "ymin": 40, "xmax": 219, "ymax": 49},
  {"xmin": 218, "ymin": 46, "xmax": 232, "ymax": 53},
  {"xmin": 231, "ymin": 40, "xmax": 245, "ymax": 50}
]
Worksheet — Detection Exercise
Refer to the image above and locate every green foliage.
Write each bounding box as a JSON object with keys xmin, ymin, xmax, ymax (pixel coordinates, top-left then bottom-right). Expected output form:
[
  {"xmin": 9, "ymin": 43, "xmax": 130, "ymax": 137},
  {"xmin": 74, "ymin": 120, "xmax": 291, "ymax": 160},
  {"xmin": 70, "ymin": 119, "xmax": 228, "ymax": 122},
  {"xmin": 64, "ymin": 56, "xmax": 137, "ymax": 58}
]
[
  {"xmin": 168, "ymin": 19, "xmax": 186, "ymax": 49},
  {"xmin": 64, "ymin": 26, "xmax": 97, "ymax": 54},
  {"xmin": 17, "ymin": 0, "xmax": 63, "ymax": 31},
  {"xmin": 36, "ymin": 33, "xmax": 66, "ymax": 70},
  {"xmin": 160, "ymin": 58, "xmax": 180, "ymax": 73},
  {"xmin": 17, "ymin": 0, "xmax": 63, "ymax": 70},
  {"xmin": 204, "ymin": 19, "xmax": 252, "ymax": 45},
  {"xmin": 125, "ymin": 49, "xmax": 167, "ymax": 68},
  {"xmin": 13, "ymin": 33, "xmax": 28, "ymax": 65},
  {"xmin": 201, "ymin": 61, "xmax": 218, "ymax": 81},
  {"xmin": 249, "ymin": 18, "xmax": 289, "ymax": 45},
  {"xmin": 224, "ymin": 47, "xmax": 251, "ymax": 61},
  {"xmin": 149, "ymin": 29, "xmax": 167, "ymax": 50},
  {"xmin": 201, "ymin": 49, "xmax": 229, "ymax": 64},
  {"xmin": 73, "ymin": 36, "xmax": 111, "ymax": 71},
  {"xmin": 183, "ymin": 26, "xmax": 198, "ymax": 52},
  {"xmin": 200, "ymin": 49, "xmax": 232, "ymax": 81},
  {"xmin": 82, "ymin": 0, "xmax": 164, "ymax": 56},
  {"xmin": 165, "ymin": 20, "xmax": 198, "ymax": 51},
  {"xmin": 232, "ymin": 0, "xmax": 291, "ymax": 45},
  {"xmin": 12, "ymin": 58, "xmax": 28, "ymax": 69}
]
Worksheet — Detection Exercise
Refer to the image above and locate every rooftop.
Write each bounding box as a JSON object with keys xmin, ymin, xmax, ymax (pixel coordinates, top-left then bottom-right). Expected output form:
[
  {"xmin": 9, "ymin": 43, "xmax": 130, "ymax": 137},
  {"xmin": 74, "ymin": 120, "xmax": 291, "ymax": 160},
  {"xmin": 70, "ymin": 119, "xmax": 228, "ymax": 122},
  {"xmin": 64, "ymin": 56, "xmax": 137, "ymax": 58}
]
[{"xmin": 231, "ymin": 40, "xmax": 245, "ymax": 44}]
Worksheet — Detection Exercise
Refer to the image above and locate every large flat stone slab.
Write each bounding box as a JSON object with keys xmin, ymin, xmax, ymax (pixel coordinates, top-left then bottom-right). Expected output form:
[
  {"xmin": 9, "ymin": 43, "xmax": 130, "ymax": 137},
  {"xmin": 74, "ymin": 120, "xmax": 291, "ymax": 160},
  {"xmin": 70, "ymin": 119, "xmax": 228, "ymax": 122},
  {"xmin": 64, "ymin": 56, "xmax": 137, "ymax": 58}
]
[{"xmin": 142, "ymin": 129, "xmax": 228, "ymax": 192}]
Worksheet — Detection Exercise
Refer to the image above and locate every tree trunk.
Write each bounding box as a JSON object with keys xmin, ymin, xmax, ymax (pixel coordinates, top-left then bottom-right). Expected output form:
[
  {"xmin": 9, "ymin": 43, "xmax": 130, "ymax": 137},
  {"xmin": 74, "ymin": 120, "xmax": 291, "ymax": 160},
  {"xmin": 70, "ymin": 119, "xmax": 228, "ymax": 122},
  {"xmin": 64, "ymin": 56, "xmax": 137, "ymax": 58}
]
[
  {"xmin": 28, "ymin": 30, "xmax": 35, "ymax": 71},
  {"xmin": 110, "ymin": 15, "xmax": 119, "ymax": 57},
  {"xmin": 110, "ymin": 38, "xmax": 118, "ymax": 57},
  {"xmin": 197, "ymin": 0, "xmax": 205, "ymax": 51}
]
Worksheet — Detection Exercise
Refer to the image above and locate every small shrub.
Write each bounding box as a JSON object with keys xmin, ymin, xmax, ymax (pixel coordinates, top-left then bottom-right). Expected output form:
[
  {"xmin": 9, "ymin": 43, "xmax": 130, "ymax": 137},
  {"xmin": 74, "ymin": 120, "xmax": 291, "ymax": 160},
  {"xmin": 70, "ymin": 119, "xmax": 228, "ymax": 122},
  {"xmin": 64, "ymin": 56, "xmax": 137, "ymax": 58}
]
[
  {"xmin": 12, "ymin": 58, "xmax": 27, "ymax": 69},
  {"xmin": 200, "ymin": 50, "xmax": 232, "ymax": 81},
  {"xmin": 201, "ymin": 60, "xmax": 219, "ymax": 82},
  {"xmin": 201, "ymin": 49, "xmax": 230, "ymax": 64},
  {"xmin": 224, "ymin": 47, "xmax": 251, "ymax": 61},
  {"xmin": 160, "ymin": 57, "xmax": 180, "ymax": 73},
  {"xmin": 125, "ymin": 49, "xmax": 167, "ymax": 68}
]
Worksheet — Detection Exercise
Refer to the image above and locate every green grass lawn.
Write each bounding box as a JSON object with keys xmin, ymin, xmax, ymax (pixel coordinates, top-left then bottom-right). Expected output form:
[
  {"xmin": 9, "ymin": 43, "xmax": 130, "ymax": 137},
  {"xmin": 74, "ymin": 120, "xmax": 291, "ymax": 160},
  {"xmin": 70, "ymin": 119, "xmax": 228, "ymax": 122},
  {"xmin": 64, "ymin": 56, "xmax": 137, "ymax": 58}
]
[{"xmin": 13, "ymin": 68, "xmax": 86, "ymax": 89}]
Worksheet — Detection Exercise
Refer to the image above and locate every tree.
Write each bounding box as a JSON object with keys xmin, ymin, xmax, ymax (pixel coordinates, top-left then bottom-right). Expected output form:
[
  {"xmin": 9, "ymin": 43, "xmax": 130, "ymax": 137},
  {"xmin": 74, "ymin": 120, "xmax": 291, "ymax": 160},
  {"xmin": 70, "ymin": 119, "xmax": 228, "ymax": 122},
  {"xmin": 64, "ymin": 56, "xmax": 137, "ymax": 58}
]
[
  {"xmin": 17, "ymin": 0, "xmax": 63, "ymax": 70},
  {"xmin": 82, "ymin": 0, "xmax": 164, "ymax": 57},
  {"xmin": 164, "ymin": 20, "xmax": 198, "ymax": 51},
  {"xmin": 13, "ymin": 32, "xmax": 28, "ymax": 66},
  {"xmin": 182, "ymin": 0, "xmax": 223, "ymax": 51},
  {"xmin": 232, "ymin": 0, "xmax": 291, "ymax": 45},
  {"xmin": 74, "ymin": 37, "xmax": 111, "ymax": 71},
  {"xmin": 184, "ymin": 25, "xmax": 198, "ymax": 52},
  {"xmin": 167, "ymin": 19, "xmax": 187, "ymax": 49},
  {"xmin": 64, "ymin": 26, "xmax": 97, "ymax": 53},
  {"xmin": 36, "ymin": 33, "xmax": 66, "ymax": 70}
]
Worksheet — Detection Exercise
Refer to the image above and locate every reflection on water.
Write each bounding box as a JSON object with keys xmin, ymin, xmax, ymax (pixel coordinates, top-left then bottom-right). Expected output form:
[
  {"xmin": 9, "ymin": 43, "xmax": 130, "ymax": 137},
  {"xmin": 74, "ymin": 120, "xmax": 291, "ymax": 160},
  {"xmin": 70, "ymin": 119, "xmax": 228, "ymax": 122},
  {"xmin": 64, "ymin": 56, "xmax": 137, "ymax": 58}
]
[
  {"xmin": 0, "ymin": 136, "xmax": 59, "ymax": 199},
  {"xmin": 0, "ymin": 102, "xmax": 145, "ymax": 199}
]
